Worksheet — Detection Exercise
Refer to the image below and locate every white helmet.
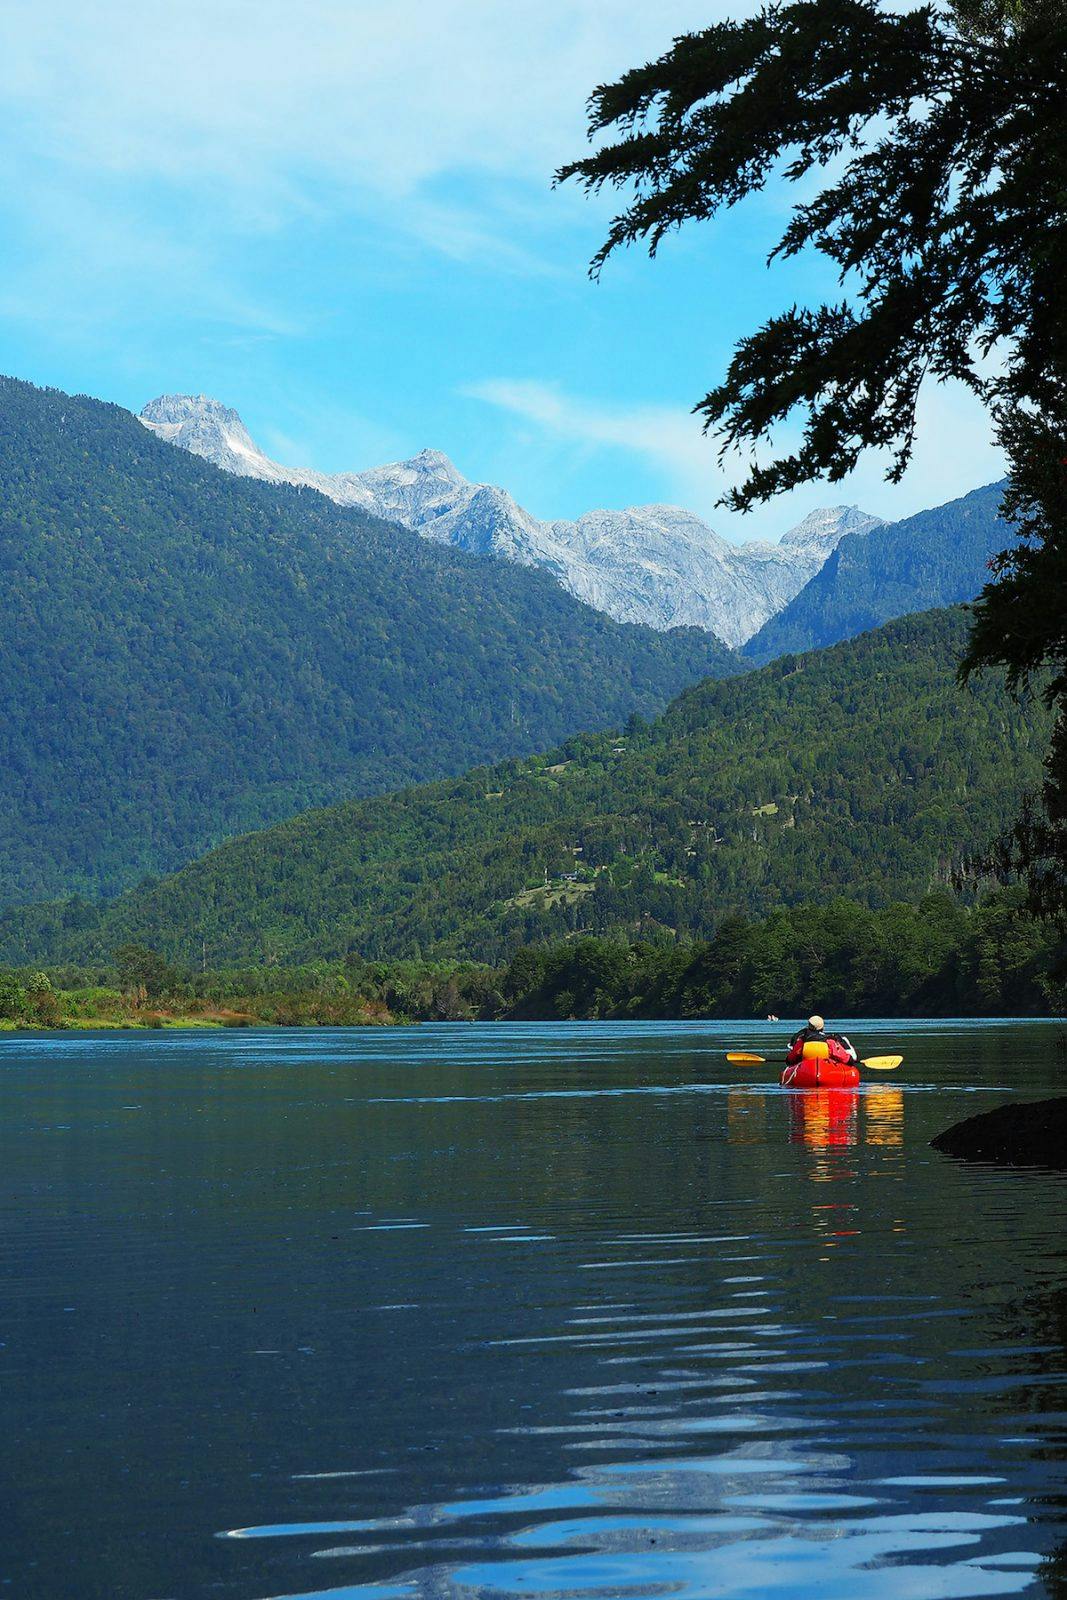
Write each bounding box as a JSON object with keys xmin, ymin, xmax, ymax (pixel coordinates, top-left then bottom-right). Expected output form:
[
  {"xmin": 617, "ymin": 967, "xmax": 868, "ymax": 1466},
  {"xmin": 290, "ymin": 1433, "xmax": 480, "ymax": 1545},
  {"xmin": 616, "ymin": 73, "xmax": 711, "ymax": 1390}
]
[{"xmin": 808, "ymin": 1014, "xmax": 825, "ymax": 1031}]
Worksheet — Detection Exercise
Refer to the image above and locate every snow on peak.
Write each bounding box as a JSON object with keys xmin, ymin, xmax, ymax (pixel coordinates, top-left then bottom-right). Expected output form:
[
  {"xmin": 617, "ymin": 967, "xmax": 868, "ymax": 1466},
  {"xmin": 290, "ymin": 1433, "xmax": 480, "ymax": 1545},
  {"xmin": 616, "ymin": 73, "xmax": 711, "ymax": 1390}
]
[
  {"xmin": 139, "ymin": 394, "xmax": 272, "ymax": 476},
  {"xmin": 407, "ymin": 447, "xmax": 462, "ymax": 474}
]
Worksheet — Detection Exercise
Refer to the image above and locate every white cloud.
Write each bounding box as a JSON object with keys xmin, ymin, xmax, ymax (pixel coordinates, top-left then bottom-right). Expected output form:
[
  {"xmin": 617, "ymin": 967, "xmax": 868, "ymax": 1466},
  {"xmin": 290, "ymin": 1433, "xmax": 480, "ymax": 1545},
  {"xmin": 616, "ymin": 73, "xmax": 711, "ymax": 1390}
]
[
  {"xmin": 257, "ymin": 395, "xmax": 406, "ymax": 479},
  {"xmin": 0, "ymin": 0, "xmax": 1002, "ymax": 531},
  {"xmin": 0, "ymin": 0, "xmax": 738, "ymax": 368},
  {"xmin": 463, "ymin": 376, "xmax": 716, "ymax": 495},
  {"xmin": 0, "ymin": 140, "xmax": 302, "ymax": 346},
  {"xmin": 2, "ymin": 1, "xmax": 725, "ymax": 233},
  {"xmin": 464, "ymin": 375, "xmax": 1005, "ymax": 540}
]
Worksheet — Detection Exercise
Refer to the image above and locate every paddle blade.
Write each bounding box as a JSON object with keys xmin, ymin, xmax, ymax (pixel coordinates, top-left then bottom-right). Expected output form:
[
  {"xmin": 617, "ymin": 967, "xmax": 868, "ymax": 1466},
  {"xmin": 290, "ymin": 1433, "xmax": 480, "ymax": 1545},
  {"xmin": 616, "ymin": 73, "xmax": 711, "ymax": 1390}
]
[
  {"xmin": 861, "ymin": 1055, "xmax": 903, "ymax": 1071},
  {"xmin": 726, "ymin": 1052, "xmax": 766, "ymax": 1064}
]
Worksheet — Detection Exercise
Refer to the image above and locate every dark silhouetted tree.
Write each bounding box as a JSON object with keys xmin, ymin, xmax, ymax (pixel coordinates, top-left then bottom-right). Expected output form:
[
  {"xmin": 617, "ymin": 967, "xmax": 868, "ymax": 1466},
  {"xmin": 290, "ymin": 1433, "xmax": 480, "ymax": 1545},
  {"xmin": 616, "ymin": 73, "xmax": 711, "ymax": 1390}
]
[{"xmin": 559, "ymin": 0, "xmax": 1067, "ymax": 914}]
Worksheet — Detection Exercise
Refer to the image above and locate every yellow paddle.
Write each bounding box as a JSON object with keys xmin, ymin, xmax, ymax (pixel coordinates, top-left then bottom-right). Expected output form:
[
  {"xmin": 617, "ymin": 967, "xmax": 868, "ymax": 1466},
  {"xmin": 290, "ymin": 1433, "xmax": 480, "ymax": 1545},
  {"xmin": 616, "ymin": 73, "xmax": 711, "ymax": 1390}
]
[{"xmin": 726, "ymin": 1051, "xmax": 903, "ymax": 1071}]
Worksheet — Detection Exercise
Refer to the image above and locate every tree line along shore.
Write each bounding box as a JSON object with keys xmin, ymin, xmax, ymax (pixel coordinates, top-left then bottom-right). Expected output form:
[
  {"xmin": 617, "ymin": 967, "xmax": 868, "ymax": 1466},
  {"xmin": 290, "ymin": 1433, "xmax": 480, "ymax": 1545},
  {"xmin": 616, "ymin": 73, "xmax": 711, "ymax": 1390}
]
[{"xmin": 1, "ymin": 890, "xmax": 1061, "ymax": 1031}]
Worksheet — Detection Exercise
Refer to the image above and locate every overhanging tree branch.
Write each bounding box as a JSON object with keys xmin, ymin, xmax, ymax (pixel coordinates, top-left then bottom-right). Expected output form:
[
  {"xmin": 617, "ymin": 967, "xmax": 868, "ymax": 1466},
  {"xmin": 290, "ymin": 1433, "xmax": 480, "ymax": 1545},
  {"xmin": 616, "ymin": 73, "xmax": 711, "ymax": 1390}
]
[{"xmin": 559, "ymin": 0, "xmax": 1067, "ymax": 915}]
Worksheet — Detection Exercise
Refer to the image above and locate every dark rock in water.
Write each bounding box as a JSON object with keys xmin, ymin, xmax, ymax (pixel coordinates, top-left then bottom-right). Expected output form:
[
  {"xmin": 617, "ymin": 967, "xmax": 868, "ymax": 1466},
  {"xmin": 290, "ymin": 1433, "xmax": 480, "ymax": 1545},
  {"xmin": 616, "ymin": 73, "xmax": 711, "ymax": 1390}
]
[{"xmin": 931, "ymin": 1097, "xmax": 1067, "ymax": 1169}]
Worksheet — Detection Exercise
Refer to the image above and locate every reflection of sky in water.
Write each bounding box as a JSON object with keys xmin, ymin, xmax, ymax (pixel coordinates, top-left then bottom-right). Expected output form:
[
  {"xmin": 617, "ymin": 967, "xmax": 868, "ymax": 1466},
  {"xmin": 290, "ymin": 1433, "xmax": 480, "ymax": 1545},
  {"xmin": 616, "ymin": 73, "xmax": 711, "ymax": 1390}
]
[
  {"xmin": 224, "ymin": 1454, "xmax": 1041, "ymax": 1599},
  {"xmin": 0, "ymin": 1019, "xmax": 1064, "ymax": 1599}
]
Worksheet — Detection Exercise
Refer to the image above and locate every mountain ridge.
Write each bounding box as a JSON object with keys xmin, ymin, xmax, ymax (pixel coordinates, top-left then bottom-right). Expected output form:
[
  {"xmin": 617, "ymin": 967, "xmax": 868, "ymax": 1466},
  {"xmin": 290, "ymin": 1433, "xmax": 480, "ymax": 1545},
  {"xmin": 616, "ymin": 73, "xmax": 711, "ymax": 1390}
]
[
  {"xmin": 140, "ymin": 393, "xmax": 883, "ymax": 647},
  {"xmin": 744, "ymin": 481, "xmax": 1008, "ymax": 662}
]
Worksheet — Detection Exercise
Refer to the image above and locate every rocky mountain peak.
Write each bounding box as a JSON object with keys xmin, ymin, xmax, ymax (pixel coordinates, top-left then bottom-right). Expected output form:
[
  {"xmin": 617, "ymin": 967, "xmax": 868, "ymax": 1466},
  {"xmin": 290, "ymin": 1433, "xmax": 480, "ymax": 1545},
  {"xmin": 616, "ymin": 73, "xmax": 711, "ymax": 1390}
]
[
  {"xmin": 140, "ymin": 394, "xmax": 267, "ymax": 471},
  {"xmin": 780, "ymin": 504, "xmax": 884, "ymax": 553},
  {"xmin": 141, "ymin": 394, "xmax": 239, "ymax": 428},
  {"xmin": 407, "ymin": 447, "xmax": 462, "ymax": 475}
]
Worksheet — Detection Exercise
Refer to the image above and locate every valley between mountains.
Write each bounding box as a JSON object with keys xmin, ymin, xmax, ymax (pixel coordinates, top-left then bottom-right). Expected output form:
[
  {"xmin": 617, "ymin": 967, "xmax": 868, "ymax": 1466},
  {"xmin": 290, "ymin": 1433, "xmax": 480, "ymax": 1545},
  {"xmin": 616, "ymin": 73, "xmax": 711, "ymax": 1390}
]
[
  {"xmin": 0, "ymin": 377, "xmax": 735, "ymax": 906},
  {"xmin": 0, "ymin": 608, "xmax": 1047, "ymax": 969}
]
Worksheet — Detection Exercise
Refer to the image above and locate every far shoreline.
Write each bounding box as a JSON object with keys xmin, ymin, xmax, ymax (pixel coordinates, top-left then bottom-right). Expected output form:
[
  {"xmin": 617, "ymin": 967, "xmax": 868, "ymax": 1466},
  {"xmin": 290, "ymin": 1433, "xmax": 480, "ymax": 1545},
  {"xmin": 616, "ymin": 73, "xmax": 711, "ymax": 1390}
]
[{"xmin": 1, "ymin": 1013, "xmax": 1064, "ymax": 1033}]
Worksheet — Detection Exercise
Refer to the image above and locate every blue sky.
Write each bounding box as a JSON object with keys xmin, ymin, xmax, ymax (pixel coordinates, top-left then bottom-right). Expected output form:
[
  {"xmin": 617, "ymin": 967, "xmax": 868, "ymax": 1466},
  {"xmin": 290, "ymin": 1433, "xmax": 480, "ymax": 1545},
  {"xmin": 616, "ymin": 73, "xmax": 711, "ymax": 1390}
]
[{"xmin": 0, "ymin": 0, "xmax": 1003, "ymax": 542}]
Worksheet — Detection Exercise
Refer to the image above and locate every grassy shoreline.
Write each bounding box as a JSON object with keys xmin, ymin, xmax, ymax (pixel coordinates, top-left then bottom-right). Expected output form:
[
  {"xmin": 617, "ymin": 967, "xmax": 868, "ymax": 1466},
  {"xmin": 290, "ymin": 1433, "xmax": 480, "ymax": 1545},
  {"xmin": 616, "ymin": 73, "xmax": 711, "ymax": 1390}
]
[
  {"xmin": 0, "ymin": 990, "xmax": 402, "ymax": 1031},
  {"xmin": 0, "ymin": 1012, "xmax": 254, "ymax": 1031}
]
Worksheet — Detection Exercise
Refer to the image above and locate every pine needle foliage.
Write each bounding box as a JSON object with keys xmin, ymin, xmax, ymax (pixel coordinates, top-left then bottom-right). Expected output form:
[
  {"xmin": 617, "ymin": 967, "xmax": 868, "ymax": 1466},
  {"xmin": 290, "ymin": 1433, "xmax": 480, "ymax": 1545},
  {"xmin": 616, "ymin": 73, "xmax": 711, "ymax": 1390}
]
[{"xmin": 559, "ymin": 0, "xmax": 1067, "ymax": 910}]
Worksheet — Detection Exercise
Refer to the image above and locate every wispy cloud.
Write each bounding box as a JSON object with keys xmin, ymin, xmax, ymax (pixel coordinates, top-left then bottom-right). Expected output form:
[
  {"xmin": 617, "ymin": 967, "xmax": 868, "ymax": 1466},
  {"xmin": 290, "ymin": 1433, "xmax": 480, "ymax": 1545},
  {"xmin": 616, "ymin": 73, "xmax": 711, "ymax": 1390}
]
[
  {"xmin": 0, "ymin": 0, "xmax": 736, "ymax": 378},
  {"xmin": 2, "ymin": 2, "xmax": 724, "ymax": 255},
  {"xmin": 463, "ymin": 377, "xmax": 717, "ymax": 498},
  {"xmin": 257, "ymin": 396, "xmax": 406, "ymax": 478},
  {"xmin": 464, "ymin": 375, "xmax": 1005, "ymax": 541},
  {"xmin": 0, "ymin": 0, "xmax": 1001, "ymax": 533},
  {"xmin": 0, "ymin": 134, "xmax": 304, "ymax": 346}
]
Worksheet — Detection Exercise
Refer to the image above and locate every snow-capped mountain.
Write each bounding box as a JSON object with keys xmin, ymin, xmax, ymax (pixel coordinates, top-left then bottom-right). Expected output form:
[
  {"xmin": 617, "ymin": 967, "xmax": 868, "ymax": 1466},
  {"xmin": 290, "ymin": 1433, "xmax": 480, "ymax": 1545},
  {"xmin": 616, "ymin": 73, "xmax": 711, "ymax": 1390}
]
[{"xmin": 139, "ymin": 395, "xmax": 882, "ymax": 647}]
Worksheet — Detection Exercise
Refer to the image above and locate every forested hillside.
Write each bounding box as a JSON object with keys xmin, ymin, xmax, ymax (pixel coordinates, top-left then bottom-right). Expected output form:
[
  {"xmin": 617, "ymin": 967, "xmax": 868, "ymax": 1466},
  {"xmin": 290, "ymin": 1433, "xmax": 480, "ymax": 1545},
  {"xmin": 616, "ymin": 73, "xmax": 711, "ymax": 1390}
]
[
  {"xmin": 1, "ymin": 608, "xmax": 1047, "ymax": 968},
  {"xmin": 0, "ymin": 376, "xmax": 737, "ymax": 905},
  {"xmin": 744, "ymin": 483, "xmax": 1007, "ymax": 663}
]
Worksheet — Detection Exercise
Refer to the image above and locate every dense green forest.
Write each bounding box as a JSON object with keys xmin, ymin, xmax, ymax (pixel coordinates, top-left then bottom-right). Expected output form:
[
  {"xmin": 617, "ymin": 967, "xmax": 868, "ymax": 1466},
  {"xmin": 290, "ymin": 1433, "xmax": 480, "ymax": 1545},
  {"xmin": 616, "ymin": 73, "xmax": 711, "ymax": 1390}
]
[
  {"xmin": 499, "ymin": 891, "xmax": 1063, "ymax": 1020},
  {"xmin": 0, "ymin": 376, "xmax": 737, "ymax": 907},
  {"xmin": 0, "ymin": 606, "xmax": 1049, "ymax": 969},
  {"xmin": 2, "ymin": 889, "xmax": 1058, "ymax": 1027},
  {"xmin": 744, "ymin": 483, "xmax": 1007, "ymax": 663}
]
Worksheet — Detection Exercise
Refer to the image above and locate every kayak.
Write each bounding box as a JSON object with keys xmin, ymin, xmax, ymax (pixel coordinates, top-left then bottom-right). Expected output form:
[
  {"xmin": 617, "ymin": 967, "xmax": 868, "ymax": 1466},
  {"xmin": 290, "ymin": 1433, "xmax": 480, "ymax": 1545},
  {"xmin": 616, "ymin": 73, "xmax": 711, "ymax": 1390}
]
[
  {"xmin": 780, "ymin": 1040, "xmax": 860, "ymax": 1089},
  {"xmin": 781, "ymin": 1059, "xmax": 861, "ymax": 1089}
]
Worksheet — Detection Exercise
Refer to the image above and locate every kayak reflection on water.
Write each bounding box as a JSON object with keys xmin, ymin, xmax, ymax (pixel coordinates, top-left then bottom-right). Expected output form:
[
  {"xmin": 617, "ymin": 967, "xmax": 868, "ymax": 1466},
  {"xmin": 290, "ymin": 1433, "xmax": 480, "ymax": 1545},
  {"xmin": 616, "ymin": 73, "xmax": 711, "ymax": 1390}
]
[
  {"xmin": 789, "ymin": 1087, "xmax": 859, "ymax": 1148},
  {"xmin": 866, "ymin": 1085, "xmax": 905, "ymax": 1146},
  {"xmin": 787, "ymin": 1086, "xmax": 906, "ymax": 1149},
  {"xmin": 725, "ymin": 1086, "xmax": 906, "ymax": 1150}
]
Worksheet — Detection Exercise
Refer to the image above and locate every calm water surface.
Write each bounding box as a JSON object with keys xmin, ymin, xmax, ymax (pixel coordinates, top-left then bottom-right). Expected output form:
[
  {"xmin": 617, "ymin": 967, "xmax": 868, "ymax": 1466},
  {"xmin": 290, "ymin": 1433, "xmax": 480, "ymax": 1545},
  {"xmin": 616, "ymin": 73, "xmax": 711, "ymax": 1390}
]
[{"xmin": 1, "ymin": 1018, "xmax": 1065, "ymax": 1600}]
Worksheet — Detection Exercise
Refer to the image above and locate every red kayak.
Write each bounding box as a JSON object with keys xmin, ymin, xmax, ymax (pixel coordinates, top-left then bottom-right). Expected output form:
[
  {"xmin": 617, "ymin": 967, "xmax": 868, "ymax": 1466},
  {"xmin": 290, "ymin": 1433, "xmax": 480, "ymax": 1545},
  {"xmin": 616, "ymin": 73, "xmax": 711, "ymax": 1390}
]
[
  {"xmin": 781, "ymin": 1058, "xmax": 861, "ymax": 1089},
  {"xmin": 780, "ymin": 1040, "xmax": 860, "ymax": 1089}
]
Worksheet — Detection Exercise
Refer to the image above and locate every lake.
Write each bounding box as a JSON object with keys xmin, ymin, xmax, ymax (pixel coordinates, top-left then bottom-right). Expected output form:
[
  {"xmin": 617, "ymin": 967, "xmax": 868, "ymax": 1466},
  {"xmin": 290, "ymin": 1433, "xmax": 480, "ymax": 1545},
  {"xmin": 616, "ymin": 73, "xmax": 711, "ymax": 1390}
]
[{"xmin": 1, "ymin": 1018, "xmax": 1065, "ymax": 1599}]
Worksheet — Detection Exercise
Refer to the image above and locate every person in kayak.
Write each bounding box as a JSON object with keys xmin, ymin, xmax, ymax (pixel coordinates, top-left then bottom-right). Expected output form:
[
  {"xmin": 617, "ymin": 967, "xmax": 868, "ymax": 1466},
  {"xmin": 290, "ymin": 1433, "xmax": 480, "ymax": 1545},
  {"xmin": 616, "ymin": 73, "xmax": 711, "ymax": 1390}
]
[{"xmin": 787, "ymin": 1015, "xmax": 858, "ymax": 1068}]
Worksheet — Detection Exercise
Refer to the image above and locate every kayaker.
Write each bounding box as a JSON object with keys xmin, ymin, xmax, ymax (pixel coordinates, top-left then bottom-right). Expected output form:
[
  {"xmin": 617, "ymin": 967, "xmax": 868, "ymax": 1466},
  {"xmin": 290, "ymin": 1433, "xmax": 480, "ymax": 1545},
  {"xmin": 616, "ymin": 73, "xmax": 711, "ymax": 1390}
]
[{"xmin": 787, "ymin": 1015, "xmax": 857, "ymax": 1068}]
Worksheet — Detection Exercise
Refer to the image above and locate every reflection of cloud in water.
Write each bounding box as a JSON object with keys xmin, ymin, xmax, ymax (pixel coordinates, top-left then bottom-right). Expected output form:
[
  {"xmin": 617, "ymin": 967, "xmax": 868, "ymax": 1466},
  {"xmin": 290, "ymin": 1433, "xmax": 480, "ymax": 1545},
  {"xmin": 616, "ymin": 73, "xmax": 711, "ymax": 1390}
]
[{"xmin": 9, "ymin": 1022, "xmax": 1062, "ymax": 1600}]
